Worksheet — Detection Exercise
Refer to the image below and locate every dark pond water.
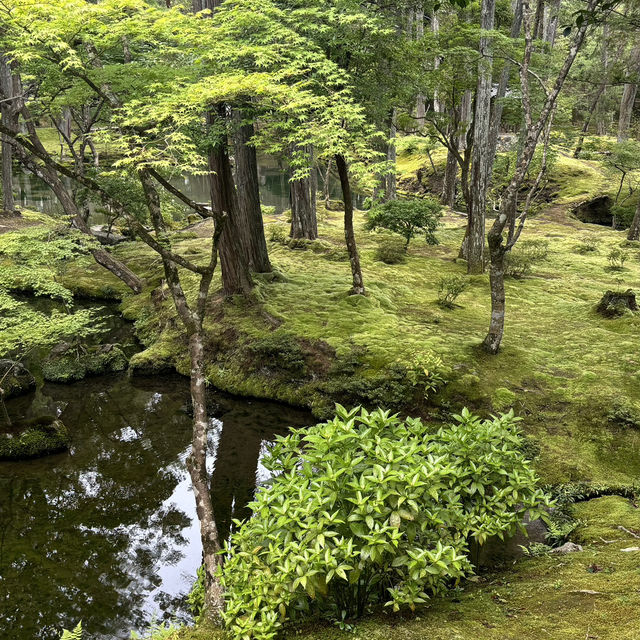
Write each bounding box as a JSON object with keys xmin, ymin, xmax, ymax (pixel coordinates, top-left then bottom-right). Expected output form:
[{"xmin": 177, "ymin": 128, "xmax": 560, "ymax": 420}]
[
  {"xmin": 0, "ymin": 374, "xmax": 311, "ymax": 640},
  {"xmin": 13, "ymin": 156, "xmax": 355, "ymax": 223}
]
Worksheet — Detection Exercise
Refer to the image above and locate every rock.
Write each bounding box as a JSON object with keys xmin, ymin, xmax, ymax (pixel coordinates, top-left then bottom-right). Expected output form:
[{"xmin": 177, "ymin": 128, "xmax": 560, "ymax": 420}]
[
  {"xmin": 0, "ymin": 418, "xmax": 69, "ymax": 460},
  {"xmin": 596, "ymin": 289, "xmax": 638, "ymax": 317},
  {"xmin": 620, "ymin": 547, "xmax": 640, "ymax": 552},
  {"xmin": 0, "ymin": 359, "xmax": 36, "ymax": 399},
  {"xmin": 551, "ymin": 542, "xmax": 583, "ymax": 554},
  {"xmin": 90, "ymin": 225, "xmax": 127, "ymax": 246}
]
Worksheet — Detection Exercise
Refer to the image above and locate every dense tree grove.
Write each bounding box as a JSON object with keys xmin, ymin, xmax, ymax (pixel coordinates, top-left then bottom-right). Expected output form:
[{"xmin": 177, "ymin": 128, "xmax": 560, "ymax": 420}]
[{"xmin": 1, "ymin": 0, "xmax": 640, "ymax": 637}]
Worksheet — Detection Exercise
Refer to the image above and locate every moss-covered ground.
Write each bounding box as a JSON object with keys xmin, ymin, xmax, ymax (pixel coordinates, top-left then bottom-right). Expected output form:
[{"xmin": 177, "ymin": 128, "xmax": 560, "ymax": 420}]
[{"xmin": 4, "ymin": 144, "xmax": 640, "ymax": 639}]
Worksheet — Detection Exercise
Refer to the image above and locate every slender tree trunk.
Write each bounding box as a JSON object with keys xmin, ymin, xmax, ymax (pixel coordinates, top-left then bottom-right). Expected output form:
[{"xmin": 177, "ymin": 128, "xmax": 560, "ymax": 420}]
[
  {"xmin": 466, "ymin": 0, "xmax": 496, "ymax": 274},
  {"xmin": 618, "ymin": 45, "xmax": 640, "ymax": 142},
  {"xmin": 543, "ymin": 0, "xmax": 561, "ymax": 45},
  {"xmin": 335, "ymin": 154, "xmax": 365, "ymax": 295},
  {"xmin": 186, "ymin": 329, "xmax": 225, "ymax": 622},
  {"xmin": 483, "ymin": 242, "xmax": 507, "ymax": 353},
  {"xmin": 208, "ymin": 114, "xmax": 253, "ymax": 296},
  {"xmin": 431, "ymin": 12, "xmax": 442, "ymax": 114},
  {"xmin": 384, "ymin": 109, "xmax": 397, "ymax": 202},
  {"xmin": 441, "ymin": 150, "xmax": 458, "ymax": 207},
  {"xmin": 233, "ymin": 116, "xmax": 271, "ymax": 272},
  {"xmin": 0, "ymin": 55, "xmax": 16, "ymax": 216},
  {"xmin": 309, "ymin": 145, "xmax": 318, "ymax": 223},
  {"xmin": 574, "ymin": 82, "xmax": 607, "ymax": 157},
  {"xmin": 290, "ymin": 174, "xmax": 317, "ymax": 239},
  {"xmin": 415, "ymin": 7, "xmax": 426, "ymax": 124},
  {"xmin": 627, "ymin": 198, "xmax": 640, "ymax": 241}
]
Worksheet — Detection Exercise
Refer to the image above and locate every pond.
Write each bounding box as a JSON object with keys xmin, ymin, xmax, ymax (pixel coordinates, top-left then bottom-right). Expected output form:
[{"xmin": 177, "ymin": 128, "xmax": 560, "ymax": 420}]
[
  {"xmin": 0, "ymin": 374, "xmax": 311, "ymax": 640},
  {"xmin": 13, "ymin": 156, "xmax": 358, "ymax": 224}
]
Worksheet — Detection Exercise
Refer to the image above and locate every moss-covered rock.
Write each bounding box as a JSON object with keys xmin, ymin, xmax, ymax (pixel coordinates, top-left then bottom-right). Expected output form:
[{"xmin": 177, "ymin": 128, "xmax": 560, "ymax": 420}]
[
  {"xmin": 0, "ymin": 359, "xmax": 36, "ymax": 399},
  {"xmin": 0, "ymin": 419, "xmax": 69, "ymax": 460},
  {"xmin": 42, "ymin": 345, "xmax": 128, "ymax": 383}
]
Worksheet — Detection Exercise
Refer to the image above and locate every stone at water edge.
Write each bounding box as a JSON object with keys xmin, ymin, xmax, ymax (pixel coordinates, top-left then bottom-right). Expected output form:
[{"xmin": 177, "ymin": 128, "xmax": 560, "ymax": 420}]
[{"xmin": 0, "ymin": 359, "xmax": 36, "ymax": 399}]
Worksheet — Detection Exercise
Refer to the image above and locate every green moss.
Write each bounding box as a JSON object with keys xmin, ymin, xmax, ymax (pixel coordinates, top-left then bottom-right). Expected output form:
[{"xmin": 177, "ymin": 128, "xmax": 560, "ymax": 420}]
[
  {"xmin": 42, "ymin": 347, "xmax": 128, "ymax": 383},
  {"xmin": 0, "ymin": 420, "xmax": 69, "ymax": 460},
  {"xmin": 573, "ymin": 496, "xmax": 640, "ymax": 544},
  {"xmin": 491, "ymin": 387, "xmax": 517, "ymax": 412}
]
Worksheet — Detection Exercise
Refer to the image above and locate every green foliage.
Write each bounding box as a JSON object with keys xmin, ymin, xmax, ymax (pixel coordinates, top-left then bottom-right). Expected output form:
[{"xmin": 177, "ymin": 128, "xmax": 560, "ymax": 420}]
[
  {"xmin": 437, "ymin": 275, "xmax": 468, "ymax": 308},
  {"xmin": 245, "ymin": 333, "xmax": 307, "ymax": 375},
  {"xmin": 0, "ymin": 420, "xmax": 69, "ymax": 460},
  {"xmin": 576, "ymin": 235, "xmax": 600, "ymax": 253},
  {"xmin": 405, "ymin": 352, "xmax": 447, "ymax": 399},
  {"xmin": 607, "ymin": 399, "xmax": 640, "ymax": 429},
  {"xmin": 42, "ymin": 347, "xmax": 128, "ymax": 383},
  {"xmin": 221, "ymin": 406, "xmax": 549, "ymax": 640},
  {"xmin": 504, "ymin": 239, "xmax": 549, "ymax": 278},
  {"xmin": 373, "ymin": 237, "xmax": 406, "ymax": 264},
  {"xmin": 365, "ymin": 198, "xmax": 443, "ymax": 247},
  {"xmin": 60, "ymin": 622, "xmax": 82, "ymax": 640},
  {"xmin": 607, "ymin": 248, "xmax": 628, "ymax": 269},
  {"xmin": 491, "ymin": 387, "xmax": 517, "ymax": 412},
  {"xmin": 268, "ymin": 224, "xmax": 288, "ymax": 244}
]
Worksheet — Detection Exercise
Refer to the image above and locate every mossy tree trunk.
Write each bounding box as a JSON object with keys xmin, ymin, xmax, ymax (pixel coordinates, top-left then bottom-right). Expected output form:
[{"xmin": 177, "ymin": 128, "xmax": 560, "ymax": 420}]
[
  {"xmin": 233, "ymin": 113, "xmax": 272, "ymax": 272},
  {"xmin": 0, "ymin": 54, "xmax": 17, "ymax": 216},
  {"xmin": 617, "ymin": 45, "xmax": 640, "ymax": 142},
  {"xmin": 290, "ymin": 173, "xmax": 317, "ymax": 240},
  {"xmin": 627, "ymin": 198, "xmax": 640, "ymax": 241},
  {"xmin": 335, "ymin": 153, "xmax": 365, "ymax": 296}
]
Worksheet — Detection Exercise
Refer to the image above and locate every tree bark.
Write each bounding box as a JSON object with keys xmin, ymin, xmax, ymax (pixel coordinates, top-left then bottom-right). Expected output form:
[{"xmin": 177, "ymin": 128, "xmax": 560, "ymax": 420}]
[
  {"xmin": 466, "ymin": 0, "xmax": 496, "ymax": 274},
  {"xmin": 208, "ymin": 113, "xmax": 253, "ymax": 297},
  {"xmin": 543, "ymin": 0, "xmax": 561, "ymax": 46},
  {"xmin": 627, "ymin": 198, "xmax": 640, "ymax": 241},
  {"xmin": 618, "ymin": 45, "xmax": 640, "ymax": 142},
  {"xmin": 383, "ymin": 109, "xmax": 397, "ymax": 202},
  {"xmin": 290, "ymin": 174, "xmax": 317, "ymax": 239},
  {"xmin": 233, "ymin": 116, "xmax": 271, "ymax": 272},
  {"xmin": 335, "ymin": 154, "xmax": 365, "ymax": 295},
  {"xmin": 441, "ymin": 150, "xmax": 458, "ymax": 207},
  {"xmin": 0, "ymin": 55, "xmax": 17, "ymax": 216},
  {"xmin": 574, "ymin": 81, "xmax": 607, "ymax": 158}
]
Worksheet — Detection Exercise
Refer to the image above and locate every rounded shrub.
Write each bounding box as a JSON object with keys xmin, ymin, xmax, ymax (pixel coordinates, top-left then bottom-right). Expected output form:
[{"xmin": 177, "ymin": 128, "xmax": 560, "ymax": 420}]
[
  {"xmin": 221, "ymin": 406, "xmax": 549, "ymax": 639},
  {"xmin": 374, "ymin": 237, "xmax": 406, "ymax": 264}
]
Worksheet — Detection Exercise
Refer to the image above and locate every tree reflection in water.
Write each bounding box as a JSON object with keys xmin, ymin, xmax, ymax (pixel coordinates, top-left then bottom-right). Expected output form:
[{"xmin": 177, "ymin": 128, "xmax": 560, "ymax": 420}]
[{"xmin": 0, "ymin": 374, "xmax": 309, "ymax": 640}]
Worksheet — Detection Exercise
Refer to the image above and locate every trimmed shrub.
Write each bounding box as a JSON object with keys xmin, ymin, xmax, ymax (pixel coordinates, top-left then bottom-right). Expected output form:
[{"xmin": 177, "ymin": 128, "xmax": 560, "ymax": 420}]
[
  {"xmin": 437, "ymin": 275, "xmax": 468, "ymax": 308},
  {"xmin": 374, "ymin": 237, "xmax": 406, "ymax": 264},
  {"xmin": 366, "ymin": 198, "xmax": 443, "ymax": 247},
  {"xmin": 221, "ymin": 406, "xmax": 549, "ymax": 639}
]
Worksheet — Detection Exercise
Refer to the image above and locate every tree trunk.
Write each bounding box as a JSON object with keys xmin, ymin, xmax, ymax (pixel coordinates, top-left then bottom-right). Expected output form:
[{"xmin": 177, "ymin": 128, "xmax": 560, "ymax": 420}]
[
  {"xmin": 466, "ymin": 0, "xmax": 496, "ymax": 274},
  {"xmin": 574, "ymin": 82, "xmax": 607, "ymax": 158},
  {"xmin": 483, "ymin": 241, "xmax": 506, "ymax": 354},
  {"xmin": 290, "ymin": 174, "xmax": 317, "ymax": 239},
  {"xmin": 618, "ymin": 45, "xmax": 640, "ymax": 142},
  {"xmin": 627, "ymin": 198, "xmax": 640, "ymax": 241},
  {"xmin": 383, "ymin": 109, "xmax": 397, "ymax": 202},
  {"xmin": 186, "ymin": 329, "xmax": 225, "ymax": 622},
  {"xmin": 441, "ymin": 150, "xmax": 458, "ymax": 207},
  {"xmin": 208, "ymin": 114, "xmax": 253, "ymax": 297},
  {"xmin": 0, "ymin": 55, "xmax": 16, "ymax": 216},
  {"xmin": 543, "ymin": 0, "xmax": 561, "ymax": 45},
  {"xmin": 233, "ymin": 116, "xmax": 271, "ymax": 272},
  {"xmin": 335, "ymin": 154, "xmax": 365, "ymax": 295}
]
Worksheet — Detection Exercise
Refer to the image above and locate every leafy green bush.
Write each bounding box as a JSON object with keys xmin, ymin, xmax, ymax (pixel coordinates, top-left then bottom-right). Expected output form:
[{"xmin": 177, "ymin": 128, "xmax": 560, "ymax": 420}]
[
  {"xmin": 245, "ymin": 333, "xmax": 306, "ymax": 375},
  {"xmin": 221, "ymin": 406, "xmax": 549, "ymax": 639},
  {"xmin": 576, "ymin": 235, "xmax": 600, "ymax": 254},
  {"xmin": 607, "ymin": 247, "xmax": 628, "ymax": 269},
  {"xmin": 373, "ymin": 237, "xmax": 406, "ymax": 264},
  {"xmin": 437, "ymin": 275, "xmax": 468, "ymax": 308},
  {"xmin": 268, "ymin": 224, "xmax": 288, "ymax": 244},
  {"xmin": 607, "ymin": 399, "xmax": 640, "ymax": 429},
  {"xmin": 365, "ymin": 197, "xmax": 443, "ymax": 247}
]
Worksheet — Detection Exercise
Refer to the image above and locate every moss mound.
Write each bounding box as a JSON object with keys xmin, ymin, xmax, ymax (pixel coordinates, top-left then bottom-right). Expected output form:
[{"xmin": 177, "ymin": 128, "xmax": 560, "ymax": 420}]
[
  {"xmin": 0, "ymin": 419, "xmax": 69, "ymax": 460},
  {"xmin": 42, "ymin": 345, "xmax": 128, "ymax": 383},
  {"xmin": 0, "ymin": 359, "xmax": 36, "ymax": 399}
]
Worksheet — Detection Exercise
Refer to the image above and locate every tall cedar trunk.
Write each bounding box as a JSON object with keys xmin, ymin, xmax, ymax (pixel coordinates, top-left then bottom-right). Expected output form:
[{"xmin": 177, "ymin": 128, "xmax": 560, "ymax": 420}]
[
  {"xmin": 415, "ymin": 7, "xmax": 426, "ymax": 124},
  {"xmin": 384, "ymin": 109, "xmax": 397, "ymax": 201},
  {"xmin": 0, "ymin": 55, "xmax": 16, "ymax": 215},
  {"xmin": 487, "ymin": 0, "xmax": 523, "ymax": 170},
  {"xmin": 466, "ymin": 0, "xmax": 496, "ymax": 273},
  {"xmin": 290, "ymin": 175, "xmax": 317, "ymax": 239},
  {"xmin": 335, "ymin": 154, "xmax": 365, "ymax": 295},
  {"xmin": 441, "ymin": 150, "xmax": 458, "ymax": 206},
  {"xmin": 208, "ymin": 115, "xmax": 253, "ymax": 296},
  {"xmin": 627, "ymin": 198, "xmax": 640, "ymax": 241},
  {"xmin": 431, "ymin": 12, "xmax": 442, "ymax": 114},
  {"xmin": 186, "ymin": 330, "xmax": 225, "ymax": 622},
  {"xmin": 618, "ymin": 45, "xmax": 640, "ymax": 142},
  {"xmin": 543, "ymin": 0, "xmax": 561, "ymax": 45},
  {"xmin": 233, "ymin": 117, "xmax": 271, "ymax": 272},
  {"xmin": 484, "ymin": 241, "xmax": 507, "ymax": 353}
]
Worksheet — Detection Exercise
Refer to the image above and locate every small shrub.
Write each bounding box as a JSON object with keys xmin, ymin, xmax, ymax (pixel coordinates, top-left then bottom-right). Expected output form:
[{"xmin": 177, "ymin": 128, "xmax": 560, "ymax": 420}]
[
  {"xmin": 245, "ymin": 332, "xmax": 306, "ymax": 375},
  {"xmin": 505, "ymin": 239, "xmax": 549, "ymax": 278},
  {"xmin": 492, "ymin": 387, "xmax": 517, "ymax": 411},
  {"xmin": 576, "ymin": 235, "xmax": 600, "ymax": 254},
  {"xmin": 222, "ymin": 406, "xmax": 550, "ymax": 640},
  {"xmin": 519, "ymin": 238, "xmax": 549, "ymax": 261},
  {"xmin": 374, "ymin": 237, "xmax": 406, "ymax": 264},
  {"xmin": 405, "ymin": 352, "xmax": 448, "ymax": 398},
  {"xmin": 366, "ymin": 197, "xmax": 443, "ymax": 247},
  {"xmin": 607, "ymin": 247, "xmax": 628, "ymax": 269},
  {"xmin": 520, "ymin": 542, "xmax": 552, "ymax": 557},
  {"xmin": 437, "ymin": 274, "xmax": 468, "ymax": 308},
  {"xmin": 607, "ymin": 399, "xmax": 640, "ymax": 429},
  {"xmin": 268, "ymin": 224, "xmax": 288, "ymax": 244}
]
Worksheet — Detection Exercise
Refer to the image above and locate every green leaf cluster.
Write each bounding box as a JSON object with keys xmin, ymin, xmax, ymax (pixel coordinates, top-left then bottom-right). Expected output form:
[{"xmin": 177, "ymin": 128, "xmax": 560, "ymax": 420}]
[{"xmin": 221, "ymin": 405, "xmax": 550, "ymax": 639}]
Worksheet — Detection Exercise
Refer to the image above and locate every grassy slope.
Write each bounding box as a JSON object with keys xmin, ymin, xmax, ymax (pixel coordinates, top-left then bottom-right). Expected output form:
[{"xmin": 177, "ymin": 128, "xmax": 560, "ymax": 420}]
[{"xmin": 42, "ymin": 146, "xmax": 640, "ymax": 639}]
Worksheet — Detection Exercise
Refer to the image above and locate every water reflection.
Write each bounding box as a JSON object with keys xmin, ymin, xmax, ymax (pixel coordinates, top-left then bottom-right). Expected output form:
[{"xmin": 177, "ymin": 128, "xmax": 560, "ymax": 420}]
[{"xmin": 0, "ymin": 374, "xmax": 310, "ymax": 640}]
